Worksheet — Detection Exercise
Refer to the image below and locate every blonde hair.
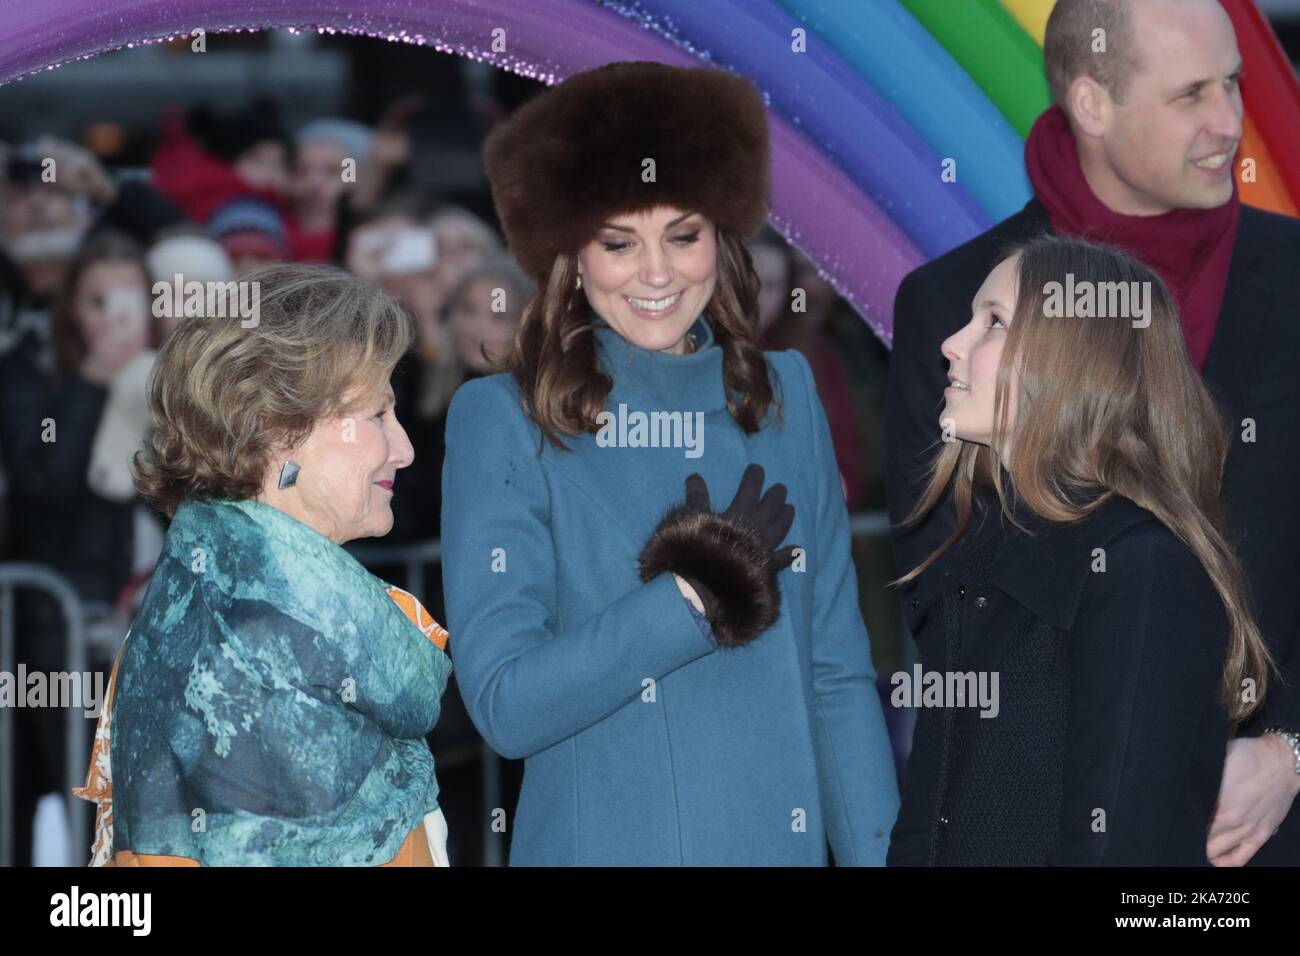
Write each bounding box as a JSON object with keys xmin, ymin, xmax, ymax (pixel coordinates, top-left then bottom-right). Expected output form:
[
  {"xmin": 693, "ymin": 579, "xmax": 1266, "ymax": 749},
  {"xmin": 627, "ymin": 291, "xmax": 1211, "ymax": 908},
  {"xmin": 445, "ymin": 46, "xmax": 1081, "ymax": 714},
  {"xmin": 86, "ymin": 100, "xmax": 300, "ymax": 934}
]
[
  {"xmin": 895, "ymin": 234, "xmax": 1273, "ymax": 725},
  {"xmin": 133, "ymin": 263, "xmax": 414, "ymax": 516},
  {"xmin": 1044, "ymin": 0, "xmax": 1143, "ymax": 107}
]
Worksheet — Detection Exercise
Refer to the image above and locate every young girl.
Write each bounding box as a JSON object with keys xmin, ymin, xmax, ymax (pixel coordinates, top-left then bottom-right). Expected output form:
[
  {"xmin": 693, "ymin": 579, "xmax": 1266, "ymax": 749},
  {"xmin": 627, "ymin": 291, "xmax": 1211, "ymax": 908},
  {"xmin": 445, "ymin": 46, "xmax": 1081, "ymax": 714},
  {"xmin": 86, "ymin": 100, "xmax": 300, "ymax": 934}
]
[{"xmin": 888, "ymin": 234, "xmax": 1273, "ymax": 866}]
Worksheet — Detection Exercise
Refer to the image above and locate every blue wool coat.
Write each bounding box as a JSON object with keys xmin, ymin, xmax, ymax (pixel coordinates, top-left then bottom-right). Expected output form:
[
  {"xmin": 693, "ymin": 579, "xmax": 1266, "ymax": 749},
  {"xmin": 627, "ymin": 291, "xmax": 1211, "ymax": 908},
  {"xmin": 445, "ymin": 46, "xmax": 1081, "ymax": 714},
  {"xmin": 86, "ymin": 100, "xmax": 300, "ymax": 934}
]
[{"xmin": 441, "ymin": 313, "xmax": 899, "ymax": 865}]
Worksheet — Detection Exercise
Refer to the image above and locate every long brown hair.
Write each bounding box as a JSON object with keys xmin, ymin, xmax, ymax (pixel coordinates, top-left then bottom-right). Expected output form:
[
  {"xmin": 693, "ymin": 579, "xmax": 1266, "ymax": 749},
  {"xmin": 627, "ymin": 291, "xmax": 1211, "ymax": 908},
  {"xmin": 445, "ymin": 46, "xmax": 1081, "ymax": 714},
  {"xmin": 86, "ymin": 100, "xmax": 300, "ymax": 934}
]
[
  {"xmin": 508, "ymin": 225, "xmax": 780, "ymax": 449},
  {"xmin": 895, "ymin": 233, "xmax": 1273, "ymax": 725}
]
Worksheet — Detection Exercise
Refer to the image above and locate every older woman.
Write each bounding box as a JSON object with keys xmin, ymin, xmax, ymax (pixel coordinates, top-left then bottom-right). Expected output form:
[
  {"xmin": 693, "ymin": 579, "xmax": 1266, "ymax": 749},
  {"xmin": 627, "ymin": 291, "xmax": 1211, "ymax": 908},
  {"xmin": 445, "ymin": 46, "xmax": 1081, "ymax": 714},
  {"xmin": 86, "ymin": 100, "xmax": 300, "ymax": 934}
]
[
  {"xmin": 442, "ymin": 61, "xmax": 899, "ymax": 865},
  {"xmin": 74, "ymin": 264, "xmax": 453, "ymax": 866}
]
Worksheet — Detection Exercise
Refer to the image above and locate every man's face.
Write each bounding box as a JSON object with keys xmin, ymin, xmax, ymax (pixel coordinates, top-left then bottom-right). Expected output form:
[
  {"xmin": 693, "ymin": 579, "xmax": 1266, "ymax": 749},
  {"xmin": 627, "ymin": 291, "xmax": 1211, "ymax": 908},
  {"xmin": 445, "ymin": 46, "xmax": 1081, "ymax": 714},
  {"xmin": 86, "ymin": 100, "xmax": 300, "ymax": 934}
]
[
  {"xmin": 0, "ymin": 182, "xmax": 82, "ymax": 246},
  {"xmin": 1095, "ymin": 0, "xmax": 1243, "ymax": 214},
  {"xmin": 0, "ymin": 182, "xmax": 88, "ymax": 295},
  {"xmin": 291, "ymin": 140, "xmax": 349, "ymax": 224}
]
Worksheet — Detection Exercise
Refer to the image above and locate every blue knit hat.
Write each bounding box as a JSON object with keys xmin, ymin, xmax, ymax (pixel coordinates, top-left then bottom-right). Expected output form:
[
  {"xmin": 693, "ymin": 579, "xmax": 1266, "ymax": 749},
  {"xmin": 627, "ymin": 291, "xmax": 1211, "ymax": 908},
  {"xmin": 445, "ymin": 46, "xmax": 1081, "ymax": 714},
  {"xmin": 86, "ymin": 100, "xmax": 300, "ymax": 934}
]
[{"xmin": 208, "ymin": 196, "xmax": 288, "ymax": 261}]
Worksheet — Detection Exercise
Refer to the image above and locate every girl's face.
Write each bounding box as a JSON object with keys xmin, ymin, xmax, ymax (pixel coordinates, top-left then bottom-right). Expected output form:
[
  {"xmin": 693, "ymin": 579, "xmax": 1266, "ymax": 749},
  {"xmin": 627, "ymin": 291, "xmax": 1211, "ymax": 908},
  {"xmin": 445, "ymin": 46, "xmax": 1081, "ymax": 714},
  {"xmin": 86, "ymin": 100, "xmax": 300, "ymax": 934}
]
[
  {"xmin": 450, "ymin": 277, "xmax": 518, "ymax": 373},
  {"xmin": 576, "ymin": 206, "xmax": 717, "ymax": 356},
  {"xmin": 940, "ymin": 255, "xmax": 1020, "ymax": 451},
  {"xmin": 75, "ymin": 260, "xmax": 150, "ymax": 355}
]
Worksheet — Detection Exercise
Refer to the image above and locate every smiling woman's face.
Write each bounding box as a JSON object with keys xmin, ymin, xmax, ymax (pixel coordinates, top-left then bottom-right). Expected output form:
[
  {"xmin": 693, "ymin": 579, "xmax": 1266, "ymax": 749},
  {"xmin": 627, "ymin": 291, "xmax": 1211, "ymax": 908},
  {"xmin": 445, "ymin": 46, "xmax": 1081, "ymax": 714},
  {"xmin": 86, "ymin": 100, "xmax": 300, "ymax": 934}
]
[
  {"xmin": 575, "ymin": 205, "xmax": 718, "ymax": 355},
  {"xmin": 939, "ymin": 254, "xmax": 1020, "ymax": 452},
  {"xmin": 264, "ymin": 380, "xmax": 414, "ymax": 544}
]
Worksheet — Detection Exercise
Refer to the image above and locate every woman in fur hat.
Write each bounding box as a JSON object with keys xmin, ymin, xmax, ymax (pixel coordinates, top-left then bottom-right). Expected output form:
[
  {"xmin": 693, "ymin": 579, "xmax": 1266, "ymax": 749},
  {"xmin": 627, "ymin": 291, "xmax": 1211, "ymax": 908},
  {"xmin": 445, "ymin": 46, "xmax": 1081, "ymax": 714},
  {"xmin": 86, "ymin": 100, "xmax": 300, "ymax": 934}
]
[{"xmin": 442, "ymin": 60, "xmax": 899, "ymax": 865}]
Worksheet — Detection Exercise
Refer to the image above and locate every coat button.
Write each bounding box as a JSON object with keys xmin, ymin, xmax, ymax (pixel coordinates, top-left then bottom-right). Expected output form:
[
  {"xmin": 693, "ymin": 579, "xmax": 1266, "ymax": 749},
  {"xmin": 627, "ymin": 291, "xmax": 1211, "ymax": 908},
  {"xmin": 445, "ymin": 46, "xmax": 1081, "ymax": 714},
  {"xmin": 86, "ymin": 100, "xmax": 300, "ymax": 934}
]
[
  {"xmin": 957, "ymin": 586, "xmax": 965, "ymax": 600},
  {"xmin": 910, "ymin": 596, "xmax": 919, "ymax": 611},
  {"xmin": 939, "ymin": 815, "xmax": 949, "ymax": 826},
  {"xmin": 974, "ymin": 596, "xmax": 988, "ymax": 610}
]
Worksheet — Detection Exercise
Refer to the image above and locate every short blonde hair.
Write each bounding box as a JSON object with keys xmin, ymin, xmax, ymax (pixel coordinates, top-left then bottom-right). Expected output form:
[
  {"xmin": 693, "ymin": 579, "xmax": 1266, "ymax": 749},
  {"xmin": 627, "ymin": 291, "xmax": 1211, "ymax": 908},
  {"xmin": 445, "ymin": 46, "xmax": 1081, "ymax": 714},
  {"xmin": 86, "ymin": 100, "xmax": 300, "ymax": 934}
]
[
  {"xmin": 1044, "ymin": 0, "xmax": 1142, "ymax": 108},
  {"xmin": 133, "ymin": 263, "xmax": 414, "ymax": 516}
]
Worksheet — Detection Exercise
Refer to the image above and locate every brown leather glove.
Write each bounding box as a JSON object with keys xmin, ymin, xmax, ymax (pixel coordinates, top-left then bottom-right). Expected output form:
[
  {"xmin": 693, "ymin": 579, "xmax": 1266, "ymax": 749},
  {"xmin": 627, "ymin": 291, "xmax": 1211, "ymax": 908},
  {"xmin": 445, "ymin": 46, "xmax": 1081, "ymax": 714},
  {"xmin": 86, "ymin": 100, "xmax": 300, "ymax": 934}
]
[{"xmin": 639, "ymin": 463, "xmax": 799, "ymax": 646}]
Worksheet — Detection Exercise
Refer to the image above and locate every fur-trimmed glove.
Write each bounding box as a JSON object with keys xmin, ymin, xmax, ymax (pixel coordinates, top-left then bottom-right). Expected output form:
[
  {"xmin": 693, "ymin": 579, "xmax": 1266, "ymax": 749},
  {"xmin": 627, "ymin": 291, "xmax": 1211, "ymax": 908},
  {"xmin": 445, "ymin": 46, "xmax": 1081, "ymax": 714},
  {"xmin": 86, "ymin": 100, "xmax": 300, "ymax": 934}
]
[{"xmin": 639, "ymin": 463, "xmax": 800, "ymax": 647}]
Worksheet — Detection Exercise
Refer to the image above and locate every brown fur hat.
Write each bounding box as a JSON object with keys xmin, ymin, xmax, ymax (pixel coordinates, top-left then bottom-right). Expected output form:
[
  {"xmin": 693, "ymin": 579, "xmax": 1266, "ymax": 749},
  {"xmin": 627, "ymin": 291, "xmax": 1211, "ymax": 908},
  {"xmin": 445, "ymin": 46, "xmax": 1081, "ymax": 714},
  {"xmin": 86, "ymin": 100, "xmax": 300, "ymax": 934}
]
[{"xmin": 482, "ymin": 60, "xmax": 771, "ymax": 283}]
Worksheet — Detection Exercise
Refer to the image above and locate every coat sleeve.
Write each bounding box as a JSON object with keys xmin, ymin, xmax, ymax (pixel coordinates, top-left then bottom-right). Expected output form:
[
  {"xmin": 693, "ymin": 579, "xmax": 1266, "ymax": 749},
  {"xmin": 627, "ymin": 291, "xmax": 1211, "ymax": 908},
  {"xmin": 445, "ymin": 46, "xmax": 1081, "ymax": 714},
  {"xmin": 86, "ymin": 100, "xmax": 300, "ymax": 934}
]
[
  {"xmin": 440, "ymin": 377, "xmax": 719, "ymax": 761},
  {"xmin": 790, "ymin": 351, "xmax": 901, "ymax": 865},
  {"xmin": 884, "ymin": 269, "xmax": 959, "ymax": 584},
  {"xmin": 1251, "ymin": 536, "xmax": 1300, "ymax": 731},
  {"xmin": 1048, "ymin": 525, "xmax": 1230, "ymax": 865}
]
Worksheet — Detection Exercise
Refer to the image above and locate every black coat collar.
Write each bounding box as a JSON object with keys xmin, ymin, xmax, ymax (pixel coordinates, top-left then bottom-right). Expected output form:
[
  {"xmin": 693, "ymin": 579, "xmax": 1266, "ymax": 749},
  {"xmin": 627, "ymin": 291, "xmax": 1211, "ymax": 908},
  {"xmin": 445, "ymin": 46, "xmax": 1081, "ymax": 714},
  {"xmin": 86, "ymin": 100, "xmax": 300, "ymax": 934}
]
[
  {"xmin": 986, "ymin": 494, "xmax": 1159, "ymax": 631},
  {"xmin": 1201, "ymin": 206, "xmax": 1271, "ymax": 410},
  {"xmin": 908, "ymin": 490, "xmax": 1160, "ymax": 634}
]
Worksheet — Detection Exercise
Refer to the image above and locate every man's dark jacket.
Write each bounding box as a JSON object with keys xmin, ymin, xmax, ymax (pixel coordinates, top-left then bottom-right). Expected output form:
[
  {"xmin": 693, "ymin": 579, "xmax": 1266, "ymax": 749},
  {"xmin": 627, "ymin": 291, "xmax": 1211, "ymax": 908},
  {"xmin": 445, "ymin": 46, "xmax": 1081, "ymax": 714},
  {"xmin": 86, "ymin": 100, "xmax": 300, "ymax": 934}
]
[{"xmin": 886, "ymin": 198, "xmax": 1300, "ymax": 864}]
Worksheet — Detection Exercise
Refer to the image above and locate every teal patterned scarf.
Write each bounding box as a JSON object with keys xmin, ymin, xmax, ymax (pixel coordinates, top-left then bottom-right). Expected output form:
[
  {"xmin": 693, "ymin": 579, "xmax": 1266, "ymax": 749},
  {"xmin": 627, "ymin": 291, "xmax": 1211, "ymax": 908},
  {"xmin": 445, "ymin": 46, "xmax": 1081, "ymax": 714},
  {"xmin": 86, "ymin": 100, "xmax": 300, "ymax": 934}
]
[{"xmin": 109, "ymin": 497, "xmax": 452, "ymax": 866}]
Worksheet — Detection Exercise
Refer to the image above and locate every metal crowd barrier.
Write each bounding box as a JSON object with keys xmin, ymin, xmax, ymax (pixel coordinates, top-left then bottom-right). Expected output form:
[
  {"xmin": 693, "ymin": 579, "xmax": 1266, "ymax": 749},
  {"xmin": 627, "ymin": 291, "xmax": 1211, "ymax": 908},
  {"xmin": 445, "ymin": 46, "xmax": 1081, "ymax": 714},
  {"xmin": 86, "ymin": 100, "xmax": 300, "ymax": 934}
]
[{"xmin": 0, "ymin": 564, "xmax": 89, "ymax": 867}]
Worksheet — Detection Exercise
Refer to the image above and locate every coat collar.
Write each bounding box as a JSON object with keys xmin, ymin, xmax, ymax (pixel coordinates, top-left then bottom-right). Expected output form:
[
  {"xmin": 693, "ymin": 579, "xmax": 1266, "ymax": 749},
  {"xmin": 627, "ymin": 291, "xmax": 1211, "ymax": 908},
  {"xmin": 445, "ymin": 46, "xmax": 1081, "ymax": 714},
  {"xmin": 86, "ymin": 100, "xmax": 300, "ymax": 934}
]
[
  {"xmin": 909, "ymin": 485, "xmax": 1160, "ymax": 634},
  {"xmin": 986, "ymin": 492, "xmax": 1159, "ymax": 631},
  {"xmin": 1201, "ymin": 205, "xmax": 1270, "ymax": 410},
  {"xmin": 591, "ymin": 310, "xmax": 727, "ymax": 413}
]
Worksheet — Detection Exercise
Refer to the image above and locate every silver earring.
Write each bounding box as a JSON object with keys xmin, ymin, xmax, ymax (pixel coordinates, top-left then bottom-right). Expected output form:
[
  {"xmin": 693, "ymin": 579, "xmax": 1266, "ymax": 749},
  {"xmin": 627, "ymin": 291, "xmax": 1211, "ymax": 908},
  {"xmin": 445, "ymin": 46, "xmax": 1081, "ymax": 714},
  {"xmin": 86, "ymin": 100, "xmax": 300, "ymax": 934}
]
[
  {"xmin": 278, "ymin": 460, "xmax": 300, "ymax": 490},
  {"xmin": 575, "ymin": 274, "xmax": 583, "ymax": 290}
]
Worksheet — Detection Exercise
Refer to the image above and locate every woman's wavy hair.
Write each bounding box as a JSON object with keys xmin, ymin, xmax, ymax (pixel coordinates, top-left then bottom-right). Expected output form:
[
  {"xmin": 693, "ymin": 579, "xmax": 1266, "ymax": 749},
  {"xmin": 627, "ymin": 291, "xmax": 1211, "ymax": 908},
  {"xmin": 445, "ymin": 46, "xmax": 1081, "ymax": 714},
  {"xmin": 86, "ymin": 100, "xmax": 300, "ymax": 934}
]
[
  {"xmin": 507, "ymin": 224, "xmax": 780, "ymax": 448},
  {"xmin": 893, "ymin": 233, "xmax": 1273, "ymax": 725},
  {"xmin": 133, "ymin": 263, "xmax": 413, "ymax": 516}
]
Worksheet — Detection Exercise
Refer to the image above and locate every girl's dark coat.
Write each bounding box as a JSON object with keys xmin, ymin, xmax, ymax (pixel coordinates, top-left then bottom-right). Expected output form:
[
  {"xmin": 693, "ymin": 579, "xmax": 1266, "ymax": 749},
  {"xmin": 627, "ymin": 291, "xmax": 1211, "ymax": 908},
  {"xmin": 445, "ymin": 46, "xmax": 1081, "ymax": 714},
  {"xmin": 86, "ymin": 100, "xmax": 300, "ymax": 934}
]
[{"xmin": 888, "ymin": 494, "xmax": 1231, "ymax": 866}]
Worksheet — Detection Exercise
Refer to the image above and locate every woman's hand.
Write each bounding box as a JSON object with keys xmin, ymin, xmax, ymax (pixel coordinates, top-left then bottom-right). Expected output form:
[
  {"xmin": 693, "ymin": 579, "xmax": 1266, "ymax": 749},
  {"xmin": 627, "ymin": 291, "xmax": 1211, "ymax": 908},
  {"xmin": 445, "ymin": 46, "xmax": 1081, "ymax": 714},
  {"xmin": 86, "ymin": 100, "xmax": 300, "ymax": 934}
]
[
  {"xmin": 352, "ymin": 96, "xmax": 422, "ymax": 212},
  {"xmin": 641, "ymin": 463, "xmax": 800, "ymax": 646}
]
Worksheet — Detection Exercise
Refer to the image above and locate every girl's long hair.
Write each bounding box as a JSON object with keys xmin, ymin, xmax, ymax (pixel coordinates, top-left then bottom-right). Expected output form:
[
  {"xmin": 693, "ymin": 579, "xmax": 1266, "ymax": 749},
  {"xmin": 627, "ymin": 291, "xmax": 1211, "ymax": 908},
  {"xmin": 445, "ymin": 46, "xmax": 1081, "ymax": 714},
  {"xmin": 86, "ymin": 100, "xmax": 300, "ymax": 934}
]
[
  {"xmin": 507, "ymin": 225, "xmax": 780, "ymax": 449},
  {"xmin": 894, "ymin": 233, "xmax": 1273, "ymax": 725}
]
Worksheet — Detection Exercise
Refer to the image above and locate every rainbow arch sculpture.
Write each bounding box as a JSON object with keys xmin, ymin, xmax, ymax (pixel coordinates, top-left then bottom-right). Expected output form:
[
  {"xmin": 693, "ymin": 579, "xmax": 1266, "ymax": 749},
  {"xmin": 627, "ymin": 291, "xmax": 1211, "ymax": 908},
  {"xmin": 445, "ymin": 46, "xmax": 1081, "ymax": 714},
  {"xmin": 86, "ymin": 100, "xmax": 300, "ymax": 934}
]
[{"xmin": 1, "ymin": 0, "xmax": 1296, "ymax": 344}]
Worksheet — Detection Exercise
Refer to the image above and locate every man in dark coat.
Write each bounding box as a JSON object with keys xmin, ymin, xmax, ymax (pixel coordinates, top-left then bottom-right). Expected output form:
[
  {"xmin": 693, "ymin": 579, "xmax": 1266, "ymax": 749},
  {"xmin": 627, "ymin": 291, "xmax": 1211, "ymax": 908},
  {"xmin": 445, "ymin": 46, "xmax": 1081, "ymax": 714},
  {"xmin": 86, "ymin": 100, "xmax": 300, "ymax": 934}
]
[{"xmin": 886, "ymin": 0, "xmax": 1300, "ymax": 865}]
